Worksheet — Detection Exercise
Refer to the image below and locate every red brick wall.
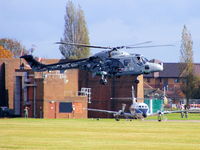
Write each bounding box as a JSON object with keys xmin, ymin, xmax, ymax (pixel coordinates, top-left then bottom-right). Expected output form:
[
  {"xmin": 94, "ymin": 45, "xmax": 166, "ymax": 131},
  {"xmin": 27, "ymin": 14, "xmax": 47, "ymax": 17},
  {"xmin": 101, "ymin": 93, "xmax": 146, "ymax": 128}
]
[
  {"xmin": 1, "ymin": 58, "xmax": 88, "ymax": 119},
  {"xmin": 43, "ymin": 97, "xmax": 87, "ymax": 119},
  {"xmin": 79, "ymin": 70, "xmax": 144, "ymax": 118},
  {"xmin": 0, "ymin": 58, "xmax": 30, "ymax": 108},
  {"xmin": 34, "ymin": 70, "xmax": 87, "ymax": 119},
  {"xmin": 1, "ymin": 59, "xmax": 20, "ymax": 108},
  {"xmin": 65, "ymin": 69, "xmax": 79, "ymax": 96},
  {"xmin": 0, "ymin": 63, "xmax": 7, "ymax": 106}
]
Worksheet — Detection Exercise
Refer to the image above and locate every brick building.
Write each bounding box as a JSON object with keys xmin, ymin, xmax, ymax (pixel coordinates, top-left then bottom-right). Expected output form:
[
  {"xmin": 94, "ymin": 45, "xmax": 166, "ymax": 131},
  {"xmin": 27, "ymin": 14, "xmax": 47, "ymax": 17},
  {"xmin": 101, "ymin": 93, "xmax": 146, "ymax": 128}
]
[
  {"xmin": 0, "ymin": 58, "xmax": 87, "ymax": 118},
  {"xmin": 0, "ymin": 58, "xmax": 22, "ymax": 108},
  {"xmin": 144, "ymin": 63, "xmax": 200, "ymax": 102}
]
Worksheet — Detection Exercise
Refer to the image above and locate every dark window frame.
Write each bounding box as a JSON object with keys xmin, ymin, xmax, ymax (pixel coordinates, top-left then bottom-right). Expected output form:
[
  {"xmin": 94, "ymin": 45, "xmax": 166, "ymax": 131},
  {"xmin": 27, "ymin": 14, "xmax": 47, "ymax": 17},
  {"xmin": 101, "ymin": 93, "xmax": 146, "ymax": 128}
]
[{"xmin": 59, "ymin": 102, "xmax": 73, "ymax": 113}]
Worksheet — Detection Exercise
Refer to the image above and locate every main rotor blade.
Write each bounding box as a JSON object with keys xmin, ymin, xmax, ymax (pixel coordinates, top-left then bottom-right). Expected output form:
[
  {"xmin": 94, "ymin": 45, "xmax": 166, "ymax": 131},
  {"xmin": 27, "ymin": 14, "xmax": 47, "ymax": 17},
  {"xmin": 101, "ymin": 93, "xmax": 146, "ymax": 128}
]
[
  {"xmin": 55, "ymin": 42, "xmax": 112, "ymax": 49},
  {"xmin": 125, "ymin": 44, "xmax": 174, "ymax": 49},
  {"xmin": 128, "ymin": 41, "xmax": 152, "ymax": 46},
  {"xmin": 56, "ymin": 42, "xmax": 174, "ymax": 51}
]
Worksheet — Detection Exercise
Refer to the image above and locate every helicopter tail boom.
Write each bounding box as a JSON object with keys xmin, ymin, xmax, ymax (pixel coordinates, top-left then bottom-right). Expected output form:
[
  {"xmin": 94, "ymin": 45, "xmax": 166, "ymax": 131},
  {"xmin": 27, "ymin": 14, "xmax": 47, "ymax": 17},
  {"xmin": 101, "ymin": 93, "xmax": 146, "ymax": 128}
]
[
  {"xmin": 20, "ymin": 55, "xmax": 46, "ymax": 72},
  {"xmin": 20, "ymin": 55, "xmax": 87, "ymax": 72}
]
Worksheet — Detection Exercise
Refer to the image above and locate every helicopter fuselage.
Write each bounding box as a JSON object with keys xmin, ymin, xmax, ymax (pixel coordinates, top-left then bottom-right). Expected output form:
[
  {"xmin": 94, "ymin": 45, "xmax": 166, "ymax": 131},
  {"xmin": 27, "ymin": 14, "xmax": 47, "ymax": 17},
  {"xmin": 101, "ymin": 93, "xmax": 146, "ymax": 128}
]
[
  {"xmin": 92, "ymin": 49, "xmax": 163, "ymax": 77},
  {"xmin": 21, "ymin": 49, "xmax": 163, "ymax": 85}
]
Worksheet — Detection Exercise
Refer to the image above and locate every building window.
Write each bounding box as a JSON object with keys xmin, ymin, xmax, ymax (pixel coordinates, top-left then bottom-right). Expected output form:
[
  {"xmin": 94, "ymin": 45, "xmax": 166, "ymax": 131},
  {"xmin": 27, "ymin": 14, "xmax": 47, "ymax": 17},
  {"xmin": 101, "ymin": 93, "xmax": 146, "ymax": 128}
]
[
  {"xmin": 174, "ymin": 78, "xmax": 180, "ymax": 83},
  {"xmin": 59, "ymin": 102, "xmax": 73, "ymax": 113},
  {"xmin": 163, "ymin": 78, "xmax": 168, "ymax": 84}
]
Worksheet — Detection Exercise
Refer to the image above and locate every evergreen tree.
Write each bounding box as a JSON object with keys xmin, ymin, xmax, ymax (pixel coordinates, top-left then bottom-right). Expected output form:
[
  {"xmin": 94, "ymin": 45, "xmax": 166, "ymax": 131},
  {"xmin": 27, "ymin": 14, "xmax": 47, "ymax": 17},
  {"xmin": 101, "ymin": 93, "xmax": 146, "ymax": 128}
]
[{"xmin": 59, "ymin": 1, "xmax": 90, "ymax": 59}]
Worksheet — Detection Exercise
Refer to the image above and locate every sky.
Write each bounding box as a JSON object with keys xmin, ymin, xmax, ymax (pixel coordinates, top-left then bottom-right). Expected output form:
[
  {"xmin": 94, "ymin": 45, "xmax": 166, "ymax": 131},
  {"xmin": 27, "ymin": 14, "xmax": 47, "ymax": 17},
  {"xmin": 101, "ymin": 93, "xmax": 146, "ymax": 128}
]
[{"xmin": 0, "ymin": 0, "xmax": 200, "ymax": 62}]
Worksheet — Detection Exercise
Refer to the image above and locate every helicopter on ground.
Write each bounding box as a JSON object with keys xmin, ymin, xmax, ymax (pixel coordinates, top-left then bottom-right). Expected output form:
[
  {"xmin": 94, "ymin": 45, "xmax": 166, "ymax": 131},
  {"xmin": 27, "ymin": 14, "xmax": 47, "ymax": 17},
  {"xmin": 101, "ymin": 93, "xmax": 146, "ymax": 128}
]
[
  {"xmin": 88, "ymin": 86, "xmax": 191, "ymax": 121},
  {"xmin": 89, "ymin": 86, "xmax": 150, "ymax": 121},
  {"xmin": 21, "ymin": 41, "xmax": 168, "ymax": 85}
]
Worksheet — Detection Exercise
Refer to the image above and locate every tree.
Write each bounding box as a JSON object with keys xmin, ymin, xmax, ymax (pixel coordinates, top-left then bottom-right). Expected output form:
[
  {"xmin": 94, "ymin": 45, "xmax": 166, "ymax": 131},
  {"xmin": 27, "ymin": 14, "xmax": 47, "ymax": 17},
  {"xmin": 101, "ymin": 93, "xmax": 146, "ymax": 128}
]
[
  {"xmin": 0, "ymin": 45, "xmax": 13, "ymax": 58},
  {"xmin": 0, "ymin": 38, "xmax": 29, "ymax": 58},
  {"xmin": 192, "ymin": 76, "xmax": 200, "ymax": 99},
  {"xmin": 59, "ymin": 1, "xmax": 90, "ymax": 59},
  {"xmin": 179, "ymin": 25, "xmax": 198, "ymax": 107}
]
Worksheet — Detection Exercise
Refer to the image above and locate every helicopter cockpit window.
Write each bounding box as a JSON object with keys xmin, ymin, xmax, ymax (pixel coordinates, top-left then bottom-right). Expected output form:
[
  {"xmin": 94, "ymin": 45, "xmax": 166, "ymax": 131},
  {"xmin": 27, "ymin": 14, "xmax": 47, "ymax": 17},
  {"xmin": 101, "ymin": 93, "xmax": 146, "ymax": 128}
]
[
  {"xmin": 124, "ymin": 59, "xmax": 131, "ymax": 66},
  {"xmin": 136, "ymin": 56, "xmax": 143, "ymax": 66},
  {"xmin": 142, "ymin": 57, "xmax": 148, "ymax": 63},
  {"xmin": 136, "ymin": 56, "xmax": 148, "ymax": 66},
  {"xmin": 137, "ymin": 56, "xmax": 141, "ymax": 61}
]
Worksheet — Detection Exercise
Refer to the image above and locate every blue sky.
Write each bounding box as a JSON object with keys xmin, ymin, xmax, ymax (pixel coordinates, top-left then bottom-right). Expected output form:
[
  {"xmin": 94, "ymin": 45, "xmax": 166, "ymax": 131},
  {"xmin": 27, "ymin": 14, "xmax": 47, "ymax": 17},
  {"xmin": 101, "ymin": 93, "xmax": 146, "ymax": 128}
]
[{"xmin": 0, "ymin": 0, "xmax": 200, "ymax": 62}]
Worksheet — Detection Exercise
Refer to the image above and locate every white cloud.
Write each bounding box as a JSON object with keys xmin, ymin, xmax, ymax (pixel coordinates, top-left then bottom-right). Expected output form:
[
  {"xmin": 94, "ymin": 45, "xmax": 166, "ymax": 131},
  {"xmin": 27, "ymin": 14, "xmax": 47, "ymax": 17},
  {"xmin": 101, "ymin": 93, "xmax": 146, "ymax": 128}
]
[
  {"xmin": 89, "ymin": 19, "xmax": 138, "ymax": 45},
  {"xmin": 1, "ymin": 0, "xmax": 200, "ymax": 61}
]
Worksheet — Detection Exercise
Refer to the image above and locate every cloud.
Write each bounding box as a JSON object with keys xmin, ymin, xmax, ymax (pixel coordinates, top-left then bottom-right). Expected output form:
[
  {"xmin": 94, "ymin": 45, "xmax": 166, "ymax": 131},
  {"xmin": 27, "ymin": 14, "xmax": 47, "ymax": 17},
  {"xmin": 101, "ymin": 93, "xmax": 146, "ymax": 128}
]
[
  {"xmin": 1, "ymin": 0, "xmax": 200, "ymax": 61},
  {"xmin": 89, "ymin": 19, "xmax": 138, "ymax": 45}
]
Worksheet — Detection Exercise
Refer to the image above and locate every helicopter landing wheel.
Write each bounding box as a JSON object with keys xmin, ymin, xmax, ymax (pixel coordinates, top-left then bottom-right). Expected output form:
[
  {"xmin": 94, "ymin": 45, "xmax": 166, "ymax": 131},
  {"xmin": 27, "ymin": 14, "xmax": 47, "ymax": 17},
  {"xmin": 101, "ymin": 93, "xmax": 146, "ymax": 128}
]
[
  {"xmin": 100, "ymin": 78, "xmax": 107, "ymax": 85},
  {"xmin": 115, "ymin": 118, "xmax": 120, "ymax": 121},
  {"xmin": 135, "ymin": 79, "xmax": 139, "ymax": 84}
]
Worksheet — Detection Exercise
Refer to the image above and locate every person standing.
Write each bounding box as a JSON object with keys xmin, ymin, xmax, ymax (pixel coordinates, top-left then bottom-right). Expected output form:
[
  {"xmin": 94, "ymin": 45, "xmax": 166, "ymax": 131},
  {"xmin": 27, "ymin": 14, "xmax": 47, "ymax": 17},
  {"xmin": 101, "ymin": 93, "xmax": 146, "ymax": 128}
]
[{"xmin": 24, "ymin": 106, "xmax": 29, "ymax": 118}]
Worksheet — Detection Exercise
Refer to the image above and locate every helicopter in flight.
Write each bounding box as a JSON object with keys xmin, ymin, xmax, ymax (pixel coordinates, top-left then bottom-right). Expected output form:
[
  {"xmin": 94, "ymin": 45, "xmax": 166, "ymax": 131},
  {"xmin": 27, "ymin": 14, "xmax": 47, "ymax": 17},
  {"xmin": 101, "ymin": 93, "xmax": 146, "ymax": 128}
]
[{"xmin": 21, "ymin": 41, "xmax": 169, "ymax": 85}]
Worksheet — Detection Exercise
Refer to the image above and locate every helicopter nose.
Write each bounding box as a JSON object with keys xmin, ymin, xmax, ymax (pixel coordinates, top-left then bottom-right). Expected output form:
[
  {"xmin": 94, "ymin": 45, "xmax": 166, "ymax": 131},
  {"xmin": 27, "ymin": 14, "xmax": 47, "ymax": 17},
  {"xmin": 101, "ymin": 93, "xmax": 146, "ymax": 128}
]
[
  {"xmin": 145, "ymin": 62, "xmax": 163, "ymax": 73},
  {"xmin": 153, "ymin": 62, "xmax": 163, "ymax": 72}
]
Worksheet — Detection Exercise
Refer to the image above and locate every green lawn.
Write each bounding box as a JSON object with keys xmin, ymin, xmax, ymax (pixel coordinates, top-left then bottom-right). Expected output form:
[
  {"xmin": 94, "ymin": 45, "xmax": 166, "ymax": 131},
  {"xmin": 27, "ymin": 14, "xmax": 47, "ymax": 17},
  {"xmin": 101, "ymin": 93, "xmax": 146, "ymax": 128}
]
[
  {"xmin": 0, "ymin": 115, "xmax": 200, "ymax": 150},
  {"xmin": 147, "ymin": 112, "xmax": 200, "ymax": 120}
]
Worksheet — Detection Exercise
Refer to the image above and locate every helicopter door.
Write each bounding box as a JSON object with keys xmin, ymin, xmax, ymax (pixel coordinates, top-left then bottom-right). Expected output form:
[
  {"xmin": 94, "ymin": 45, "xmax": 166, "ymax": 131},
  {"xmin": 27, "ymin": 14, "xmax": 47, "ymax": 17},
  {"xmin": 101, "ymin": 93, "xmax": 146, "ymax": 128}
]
[
  {"xmin": 136, "ymin": 56, "xmax": 143, "ymax": 66},
  {"xmin": 123, "ymin": 59, "xmax": 133, "ymax": 71},
  {"xmin": 133, "ymin": 56, "xmax": 144, "ymax": 66}
]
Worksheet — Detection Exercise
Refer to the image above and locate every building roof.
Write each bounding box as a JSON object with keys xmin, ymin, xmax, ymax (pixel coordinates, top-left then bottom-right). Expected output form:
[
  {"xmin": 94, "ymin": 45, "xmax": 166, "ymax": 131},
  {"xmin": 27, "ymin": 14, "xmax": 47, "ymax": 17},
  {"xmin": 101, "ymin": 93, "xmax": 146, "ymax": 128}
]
[
  {"xmin": 160, "ymin": 63, "xmax": 181, "ymax": 77},
  {"xmin": 194, "ymin": 64, "xmax": 200, "ymax": 75},
  {"xmin": 144, "ymin": 81, "xmax": 185, "ymax": 99},
  {"xmin": 145, "ymin": 63, "xmax": 200, "ymax": 78}
]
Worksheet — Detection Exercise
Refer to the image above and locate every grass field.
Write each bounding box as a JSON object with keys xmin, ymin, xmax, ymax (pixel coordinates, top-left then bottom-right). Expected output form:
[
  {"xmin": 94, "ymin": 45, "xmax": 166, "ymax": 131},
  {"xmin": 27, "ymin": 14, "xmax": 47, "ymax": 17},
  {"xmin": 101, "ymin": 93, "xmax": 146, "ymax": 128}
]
[{"xmin": 0, "ymin": 114, "xmax": 200, "ymax": 150}]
